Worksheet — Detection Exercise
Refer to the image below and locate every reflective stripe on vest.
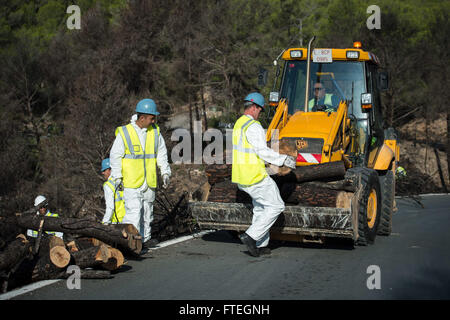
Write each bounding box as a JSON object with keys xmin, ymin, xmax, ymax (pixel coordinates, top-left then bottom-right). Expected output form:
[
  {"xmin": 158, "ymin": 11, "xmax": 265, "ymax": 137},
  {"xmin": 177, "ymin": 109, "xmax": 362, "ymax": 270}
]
[
  {"xmin": 308, "ymin": 93, "xmax": 333, "ymax": 110},
  {"xmin": 30, "ymin": 211, "xmax": 59, "ymax": 237},
  {"xmin": 104, "ymin": 178, "xmax": 126, "ymax": 223},
  {"xmin": 231, "ymin": 115, "xmax": 267, "ymax": 186},
  {"xmin": 116, "ymin": 123, "xmax": 160, "ymax": 188}
]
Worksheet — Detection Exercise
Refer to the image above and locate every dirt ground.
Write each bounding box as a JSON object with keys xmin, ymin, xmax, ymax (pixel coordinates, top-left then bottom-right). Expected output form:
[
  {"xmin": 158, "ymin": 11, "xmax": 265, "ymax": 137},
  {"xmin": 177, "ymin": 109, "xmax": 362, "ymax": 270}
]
[{"xmin": 396, "ymin": 114, "xmax": 449, "ymax": 194}]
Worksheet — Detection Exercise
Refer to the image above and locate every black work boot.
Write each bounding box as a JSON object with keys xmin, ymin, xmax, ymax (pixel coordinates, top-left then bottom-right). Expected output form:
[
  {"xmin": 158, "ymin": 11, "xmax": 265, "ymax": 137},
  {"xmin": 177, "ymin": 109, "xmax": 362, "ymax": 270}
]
[
  {"xmin": 258, "ymin": 246, "xmax": 271, "ymax": 255},
  {"xmin": 143, "ymin": 238, "xmax": 160, "ymax": 249},
  {"xmin": 239, "ymin": 233, "xmax": 260, "ymax": 257}
]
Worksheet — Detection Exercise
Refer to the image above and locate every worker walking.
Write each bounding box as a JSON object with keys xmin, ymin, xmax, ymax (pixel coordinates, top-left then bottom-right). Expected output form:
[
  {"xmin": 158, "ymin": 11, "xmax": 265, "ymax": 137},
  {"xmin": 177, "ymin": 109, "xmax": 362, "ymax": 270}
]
[
  {"xmin": 27, "ymin": 195, "xmax": 63, "ymax": 239},
  {"xmin": 101, "ymin": 158, "xmax": 126, "ymax": 224},
  {"xmin": 110, "ymin": 98, "xmax": 171, "ymax": 252},
  {"xmin": 232, "ymin": 92, "xmax": 296, "ymax": 257}
]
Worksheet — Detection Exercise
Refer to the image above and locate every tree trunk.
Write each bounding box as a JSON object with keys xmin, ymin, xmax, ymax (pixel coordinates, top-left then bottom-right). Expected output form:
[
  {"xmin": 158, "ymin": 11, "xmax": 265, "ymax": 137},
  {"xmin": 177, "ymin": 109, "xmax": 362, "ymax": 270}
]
[
  {"xmin": 207, "ymin": 180, "xmax": 251, "ymax": 203},
  {"xmin": 70, "ymin": 245, "xmax": 111, "ymax": 269},
  {"xmin": 447, "ymin": 107, "xmax": 450, "ymax": 187},
  {"xmin": 49, "ymin": 236, "xmax": 71, "ymax": 268},
  {"xmin": 280, "ymin": 183, "xmax": 353, "ymax": 208},
  {"xmin": 277, "ymin": 161, "xmax": 346, "ymax": 182},
  {"xmin": 69, "ymin": 237, "xmax": 124, "ymax": 271},
  {"xmin": 434, "ymin": 148, "xmax": 449, "ymax": 193},
  {"xmin": 205, "ymin": 164, "xmax": 232, "ymax": 185},
  {"xmin": 0, "ymin": 234, "xmax": 31, "ymax": 272},
  {"xmin": 101, "ymin": 247, "xmax": 124, "ymax": 271},
  {"xmin": 14, "ymin": 215, "xmax": 142, "ymax": 255}
]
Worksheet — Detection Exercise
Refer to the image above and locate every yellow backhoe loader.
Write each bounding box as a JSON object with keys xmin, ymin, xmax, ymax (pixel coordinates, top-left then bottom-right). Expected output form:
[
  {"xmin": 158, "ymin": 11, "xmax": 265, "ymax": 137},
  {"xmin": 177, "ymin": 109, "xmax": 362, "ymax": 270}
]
[{"xmin": 189, "ymin": 37, "xmax": 399, "ymax": 245}]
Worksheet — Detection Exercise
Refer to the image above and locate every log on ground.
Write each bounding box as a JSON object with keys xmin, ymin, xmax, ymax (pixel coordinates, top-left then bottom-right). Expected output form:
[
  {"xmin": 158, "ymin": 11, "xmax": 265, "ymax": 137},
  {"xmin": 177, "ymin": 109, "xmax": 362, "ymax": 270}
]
[
  {"xmin": 14, "ymin": 215, "xmax": 142, "ymax": 255},
  {"xmin": 49, "ymin": 236, "xmax": 71, "ymax": 268},
  {"xmin": 70, "ymin": 245, "xmax": 111, "ymax": 269},
  {"xmin": 69, "ymin": 237, "xmax": 124, "ymax": 271},
  {"xmin": 0, "ymin": 234, "xmax": 32, "ymax": 273}
]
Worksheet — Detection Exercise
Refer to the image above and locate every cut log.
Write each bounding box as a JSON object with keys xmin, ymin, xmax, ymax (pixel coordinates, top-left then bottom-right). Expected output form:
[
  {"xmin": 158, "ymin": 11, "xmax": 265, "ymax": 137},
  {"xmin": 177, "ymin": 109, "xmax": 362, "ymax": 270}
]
[
  {"xmin": 66, "ymin": 241, "xmax": 79, "ymax": 253},
  {"xmin": 275, "ymin": 161, "xmax": 347, "ymax": 182},
  {"xmin": 280, "ymin": 183, "xmax": 353, "ymax": 208},
  {"xmin": 14, "ymin": 215, "xmax": 142, "ymax": 255},
  {"xmin": 69, "ymin": 237, "xmax": 124, "ymax": 271},
  {"xmin": 49, "ymin": 236, "xmax": 71, "ymax": 268},
  {"xmin": 70, "ymin": 245, "xmax": 111, "ymax": 269},
  {"xmin": 207, "ymin": 180, "xmax": 251, "ymax": 203},
  {"xmin": 0, "ymin": 216, "xmax": 26, "ymax": 249},
  {"xmin": 101, "ymin": 247, "xmax": 125, "ymax": 271},
  {"xmin": 205, "ymin": 164, "xmax": 232, "ymax": 185},
  {"xmin": 0, "ymin": 234, "xmax": 32, "ymax": 272}
]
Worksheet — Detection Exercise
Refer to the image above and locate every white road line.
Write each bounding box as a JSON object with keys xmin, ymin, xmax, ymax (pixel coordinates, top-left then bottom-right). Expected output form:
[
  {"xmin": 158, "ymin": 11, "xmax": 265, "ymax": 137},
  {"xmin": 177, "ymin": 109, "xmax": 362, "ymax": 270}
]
[
  {"xmin": 0, "ymin": 280, "xmax": 61, "ymax": 300},
  {"xmin": 0, "ymin": 229, "xmax": 215, "ymax": 300},
  {"xmin": 150, "ymin": 229, "xmax": 215, "ymax": 250}
]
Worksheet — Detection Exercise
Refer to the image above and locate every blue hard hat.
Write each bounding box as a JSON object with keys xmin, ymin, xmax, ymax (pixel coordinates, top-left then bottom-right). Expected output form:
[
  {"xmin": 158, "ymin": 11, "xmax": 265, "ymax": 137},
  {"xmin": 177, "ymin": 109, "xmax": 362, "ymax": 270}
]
[
  {"xmin": 244, "ymin": 92, "xmax": 265, "ymax": 108},
  {"xmin": 136, "ymin": 98, "xmax": 160, "ymax": 115},
  {"xmin": 101, "ymin": 158, "xmax": 111, "ymax": 172}
]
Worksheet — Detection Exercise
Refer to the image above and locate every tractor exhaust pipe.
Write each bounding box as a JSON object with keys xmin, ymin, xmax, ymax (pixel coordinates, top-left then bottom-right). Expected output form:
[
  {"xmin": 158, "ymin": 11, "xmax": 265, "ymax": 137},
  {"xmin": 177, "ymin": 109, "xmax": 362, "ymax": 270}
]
[{"xmin": 304, "ymin": 36, "xmax": 316, "ymax": 112}]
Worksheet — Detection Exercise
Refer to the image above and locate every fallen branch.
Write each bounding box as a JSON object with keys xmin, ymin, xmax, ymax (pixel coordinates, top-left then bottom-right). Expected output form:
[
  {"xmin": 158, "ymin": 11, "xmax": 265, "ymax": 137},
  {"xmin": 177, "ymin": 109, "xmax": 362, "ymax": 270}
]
[{"xmin": 14, "ymin": 214, "xmax": 142, "ymax": 255}]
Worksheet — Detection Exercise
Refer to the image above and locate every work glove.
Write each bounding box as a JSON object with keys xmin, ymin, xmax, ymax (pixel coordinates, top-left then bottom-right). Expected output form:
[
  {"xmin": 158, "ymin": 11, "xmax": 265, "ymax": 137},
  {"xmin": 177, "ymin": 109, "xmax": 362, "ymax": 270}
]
[
  {"xmin": 283, "ymin": 155, "xmax": 297, "ymax": 169},
  {"xmin": 162, "ymin": 174, "xmax": 170, "ymax": 189}
]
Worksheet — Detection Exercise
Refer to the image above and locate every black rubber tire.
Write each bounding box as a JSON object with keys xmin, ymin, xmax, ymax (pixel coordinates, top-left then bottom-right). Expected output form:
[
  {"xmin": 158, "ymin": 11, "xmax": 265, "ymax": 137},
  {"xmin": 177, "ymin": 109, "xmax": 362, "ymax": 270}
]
[
  {"xmin": 377, "ymin": 170, "xmax": 395, "ymax": 236},
  {"xmin": 348, "ymin": 167, "xmax": 382, "ymax": 246}
]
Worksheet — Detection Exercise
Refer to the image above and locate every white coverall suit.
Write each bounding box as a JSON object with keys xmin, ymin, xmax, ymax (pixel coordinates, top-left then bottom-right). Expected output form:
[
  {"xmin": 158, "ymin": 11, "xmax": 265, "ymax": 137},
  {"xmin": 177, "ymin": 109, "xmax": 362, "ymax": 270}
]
[
  {"xmin": 110, "ymin": 114, "xmax": 171, "ymax": 242},
  {"xmin": 102, "ymin": 182, "xmax": 121, "ymax": 224},
  {"xmin": 238, "ymin": 115, "xmax": 287, "ymax": 248}
]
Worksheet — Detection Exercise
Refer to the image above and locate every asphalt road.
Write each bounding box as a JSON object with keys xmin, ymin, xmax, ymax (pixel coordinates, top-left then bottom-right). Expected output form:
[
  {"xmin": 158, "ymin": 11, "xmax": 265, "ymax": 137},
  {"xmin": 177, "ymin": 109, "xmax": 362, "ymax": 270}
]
[{"xmin": 7, "ymin": 194, "xmax": 450, "ymax": 301}]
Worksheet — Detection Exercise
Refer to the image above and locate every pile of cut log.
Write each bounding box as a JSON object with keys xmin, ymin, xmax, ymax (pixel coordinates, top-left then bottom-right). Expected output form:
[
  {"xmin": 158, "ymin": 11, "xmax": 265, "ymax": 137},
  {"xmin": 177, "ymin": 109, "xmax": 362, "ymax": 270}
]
[
  {"xmin": 0, "ymin": 211, "xmax": 142, "ymax": 293},
  {"xmin": 203, "ymin": 161, "xmax": 356, "ymax": 208}
]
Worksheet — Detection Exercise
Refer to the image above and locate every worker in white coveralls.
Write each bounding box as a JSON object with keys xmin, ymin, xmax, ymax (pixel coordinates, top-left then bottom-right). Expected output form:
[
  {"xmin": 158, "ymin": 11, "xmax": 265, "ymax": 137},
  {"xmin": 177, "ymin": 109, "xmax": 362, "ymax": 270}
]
[
  {"xmin": 232, "ymin": 92, "xmax": 296, "ymax": 257},
  {"xmin": 110, "ymin": 99, "xmax": 171, "ymax": 252},
  {"xmin": 27, "ymin": 195, "xmax": 63, "ymax": 239},
  {"xmin": 101, "ymin": 158, "xmax": 126, "ymax": 224}
]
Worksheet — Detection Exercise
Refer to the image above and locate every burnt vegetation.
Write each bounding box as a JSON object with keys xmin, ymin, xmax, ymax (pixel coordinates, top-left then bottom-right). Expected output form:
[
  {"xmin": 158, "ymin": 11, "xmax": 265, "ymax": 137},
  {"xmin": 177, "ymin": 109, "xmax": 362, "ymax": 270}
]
[{"xmin": 0, "ymin": 0, "xmax": 448, "ymax": 257}]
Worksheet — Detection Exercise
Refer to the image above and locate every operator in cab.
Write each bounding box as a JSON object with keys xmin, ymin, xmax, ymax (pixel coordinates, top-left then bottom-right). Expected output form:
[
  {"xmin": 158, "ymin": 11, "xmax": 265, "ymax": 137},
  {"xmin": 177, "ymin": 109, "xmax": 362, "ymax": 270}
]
[{"xmin": 308, "ymin": 82, "xmax": 339, "ymax": 112}]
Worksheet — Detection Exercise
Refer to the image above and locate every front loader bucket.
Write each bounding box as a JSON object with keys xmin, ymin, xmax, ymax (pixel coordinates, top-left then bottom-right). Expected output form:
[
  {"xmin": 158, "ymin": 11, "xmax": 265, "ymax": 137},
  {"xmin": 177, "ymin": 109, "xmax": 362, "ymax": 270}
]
[{"xmin": 189, "ymin": 201, "xmax": 358, "ymax": 240}]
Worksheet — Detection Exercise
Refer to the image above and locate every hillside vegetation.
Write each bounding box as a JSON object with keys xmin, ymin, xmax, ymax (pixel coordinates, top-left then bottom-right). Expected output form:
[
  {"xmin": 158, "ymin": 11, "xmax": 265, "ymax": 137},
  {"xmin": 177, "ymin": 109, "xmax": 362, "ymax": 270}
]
[{"xmin": 0, "ymin": 0, "xmax": 448, "ymax": 218}]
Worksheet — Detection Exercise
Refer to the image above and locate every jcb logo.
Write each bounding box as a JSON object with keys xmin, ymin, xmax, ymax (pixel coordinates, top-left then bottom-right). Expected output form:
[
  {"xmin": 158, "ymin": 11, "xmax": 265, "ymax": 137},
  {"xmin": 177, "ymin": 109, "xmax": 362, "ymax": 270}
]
[{"xmin": 296, "ymin": 140, "xmax": 308, "ymax": 150}]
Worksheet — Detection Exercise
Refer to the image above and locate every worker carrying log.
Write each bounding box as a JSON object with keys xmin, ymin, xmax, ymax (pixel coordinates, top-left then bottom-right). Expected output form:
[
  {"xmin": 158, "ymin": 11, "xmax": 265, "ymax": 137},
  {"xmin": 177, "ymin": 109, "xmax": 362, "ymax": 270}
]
[
  {"xmin": 26, "ymin": 195, "xmax": 63, "ymax": 239},
  {"xmin": 232, "ymin": 92, "xmax": 296, "ymax": 257},
  {"xmin": 101, "ymin": 158, "xmax": 126, "ymax": 224},
  {"xmin": 109, "ymin": 98, "xmax": 171, "ymax": 252}
]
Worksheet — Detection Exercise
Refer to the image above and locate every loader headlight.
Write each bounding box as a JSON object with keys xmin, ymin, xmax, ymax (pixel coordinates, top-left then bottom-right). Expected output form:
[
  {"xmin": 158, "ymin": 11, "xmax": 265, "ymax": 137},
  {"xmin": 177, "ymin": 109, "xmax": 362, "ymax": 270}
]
[
  {"xmin": 361, "ymin": 93, "xmax": 373, "ymax": 110},
  {"xmin": 346, "ymin": 51, "xmax": 360, "ymax": 59},
  {"xmin": 290, "ymin": 50, "xmax": 303, "ymax": 58},
  {"xmin": 269, "ymin": 92, "xmax": 280, "ymax": 106}
]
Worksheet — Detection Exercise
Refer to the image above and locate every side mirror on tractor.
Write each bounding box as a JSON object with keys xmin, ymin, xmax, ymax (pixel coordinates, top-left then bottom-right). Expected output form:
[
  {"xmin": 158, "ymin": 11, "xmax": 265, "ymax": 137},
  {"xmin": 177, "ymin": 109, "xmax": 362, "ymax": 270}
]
[
  {"xmin": 257, "ymin": 67, "xmax": 268, "ymax": 88},
  {"xmin": 379, "ymin": 71, "xmax": 389, "ymax": 91}
]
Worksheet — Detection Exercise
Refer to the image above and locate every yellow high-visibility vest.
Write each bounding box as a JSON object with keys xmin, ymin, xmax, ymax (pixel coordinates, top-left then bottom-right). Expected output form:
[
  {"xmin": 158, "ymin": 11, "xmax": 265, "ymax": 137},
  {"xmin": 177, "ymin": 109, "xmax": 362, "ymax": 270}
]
[
  {"xmin": 231, "ymin": 115, "xmax": 267, "ymax": 186},
  {"xmin": 308, "ymin": 93, "xmax": 333, "ymax": 110},
  {"xmin": 115, "ymin": 123, "xmax": 160, "ymax": 188},
  {"xmin": 103, "ymin": 178, "xmax": 126, "ymax": 223},
  {"xmin": 30, "ymin": 211, "xmax": 59, "ymax": 237}
]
